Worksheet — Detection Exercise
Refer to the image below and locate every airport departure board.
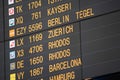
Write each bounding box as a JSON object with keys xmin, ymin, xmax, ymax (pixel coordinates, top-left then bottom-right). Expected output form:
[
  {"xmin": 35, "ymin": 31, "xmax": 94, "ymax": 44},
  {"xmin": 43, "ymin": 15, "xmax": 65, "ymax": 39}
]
[{"xmin": 0, "ymin": 0, "xmax": 120, "ymax": 80}]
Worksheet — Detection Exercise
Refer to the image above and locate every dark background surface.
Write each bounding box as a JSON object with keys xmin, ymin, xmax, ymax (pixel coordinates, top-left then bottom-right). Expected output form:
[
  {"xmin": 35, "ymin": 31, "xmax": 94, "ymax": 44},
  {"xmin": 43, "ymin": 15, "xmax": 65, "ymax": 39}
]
[
  {"xmin": 81, "ymin": 11, "xmax": 120, "ymax": 78},
  {"xmin": 0, "ymin": 0, "xmax": 4, "ymax": 42},
  {"xmin": 0, "ymin": 43, "xmax": 4, "ymax": 80}
]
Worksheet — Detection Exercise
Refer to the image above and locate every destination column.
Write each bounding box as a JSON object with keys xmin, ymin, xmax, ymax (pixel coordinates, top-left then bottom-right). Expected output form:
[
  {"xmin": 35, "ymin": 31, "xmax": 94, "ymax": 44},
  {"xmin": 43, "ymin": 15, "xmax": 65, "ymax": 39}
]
[{"xmin": 46, "ymin": 23, "xmax": 82, "ymax": 80}]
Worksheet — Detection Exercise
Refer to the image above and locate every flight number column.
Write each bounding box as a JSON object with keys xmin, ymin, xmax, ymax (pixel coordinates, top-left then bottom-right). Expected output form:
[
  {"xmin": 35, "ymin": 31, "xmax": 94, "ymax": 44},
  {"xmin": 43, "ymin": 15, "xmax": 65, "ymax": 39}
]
[
  {"xmin": 5, "ymin": 32, "xmax": 44, "ymax": 80},
  {"xmin": 5, "ymin": 0, "xmax": 43, "ymax": 40}
]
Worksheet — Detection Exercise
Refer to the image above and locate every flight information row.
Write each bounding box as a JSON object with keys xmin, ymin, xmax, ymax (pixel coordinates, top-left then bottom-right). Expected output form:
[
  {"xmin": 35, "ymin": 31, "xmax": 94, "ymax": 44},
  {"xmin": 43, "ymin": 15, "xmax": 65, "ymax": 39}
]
[
  {"xmin": 1, "ymin": 0, "xmax": 120, "ymax": 41},
  {"xmin": 5, "ymin": 22, "xmax": 82, "ymax": 80}
]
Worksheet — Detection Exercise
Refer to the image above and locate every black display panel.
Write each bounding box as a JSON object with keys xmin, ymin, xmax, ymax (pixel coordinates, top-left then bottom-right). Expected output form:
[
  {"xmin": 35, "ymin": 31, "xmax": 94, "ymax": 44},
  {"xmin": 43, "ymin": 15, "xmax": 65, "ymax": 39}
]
[
  {"xmin": 0, "ymin": 43, "xmax": 4, "ymax": 80},
  {"xmin": 5, "ymin": 23, "xmax": 82, "ymax": 80},
  {"xmin": 0, "ymin": 0, "xmax": 4, "ymax": 41},
  {"xmin": 81, "ymin": 11, "xmax": 120, "ymax": 78}
]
